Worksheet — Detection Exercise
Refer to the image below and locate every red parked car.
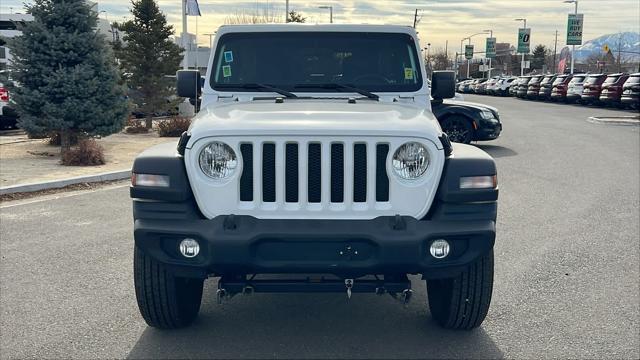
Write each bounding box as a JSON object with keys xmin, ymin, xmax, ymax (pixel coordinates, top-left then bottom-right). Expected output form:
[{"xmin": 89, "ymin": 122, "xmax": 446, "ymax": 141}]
[
  {"xmin": 550, "ymin": 74, "xmax": 573, "ymax": 102},
  {"xmin": 581, "ymin": 74, "xmax": 607, "ymax": 104},
  {"xmin": 599, "ymin": 73, "xmax": 630, "ymax": 106}
]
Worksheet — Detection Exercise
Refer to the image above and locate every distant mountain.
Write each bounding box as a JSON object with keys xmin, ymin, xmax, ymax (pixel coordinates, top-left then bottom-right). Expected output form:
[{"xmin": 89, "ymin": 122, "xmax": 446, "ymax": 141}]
[{"xmin": 573, "ymin": 32, "xmax": 639, "ymax": 63}]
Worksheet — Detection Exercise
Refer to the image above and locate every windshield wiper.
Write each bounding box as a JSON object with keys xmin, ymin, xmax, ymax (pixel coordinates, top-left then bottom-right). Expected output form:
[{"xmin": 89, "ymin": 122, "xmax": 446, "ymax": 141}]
[
  {"xmin": 294, "ymin": 83, "xmax": 380, "ymax": 100},
  {"xmin": 215, "ymin": 83, "xmax": 298, "ymax": 98}
]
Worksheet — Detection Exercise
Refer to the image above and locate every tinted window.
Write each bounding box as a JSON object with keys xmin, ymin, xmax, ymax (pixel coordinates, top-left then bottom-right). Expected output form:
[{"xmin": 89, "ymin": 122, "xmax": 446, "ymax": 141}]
[{"xmin": 211, "ymin": 32, "xmax": 423, "ymax": 93}]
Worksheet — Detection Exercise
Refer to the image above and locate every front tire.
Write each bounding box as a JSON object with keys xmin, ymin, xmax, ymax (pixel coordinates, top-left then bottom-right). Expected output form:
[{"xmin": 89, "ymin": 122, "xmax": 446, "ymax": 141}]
[
  {"xmin": 427, "ymin": 250, "xmax": 494, "ymax": 330},
  {"xmin": 134, "ymin": 246, "xmax": 204, "ymax": 329},
  {"xmin": 440, "ymin": 115, "xmax": 474, "ymax": 144}
]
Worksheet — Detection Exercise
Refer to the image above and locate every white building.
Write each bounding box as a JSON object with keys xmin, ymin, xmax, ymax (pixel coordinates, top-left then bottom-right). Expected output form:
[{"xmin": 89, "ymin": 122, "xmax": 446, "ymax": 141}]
[
  {"xmin": 175, "ymin": 32, "xmax": 210, "ymax": 73},
  {"xmin": 0, "ymin": 13, "xmax": 33, "ymax": 70}
]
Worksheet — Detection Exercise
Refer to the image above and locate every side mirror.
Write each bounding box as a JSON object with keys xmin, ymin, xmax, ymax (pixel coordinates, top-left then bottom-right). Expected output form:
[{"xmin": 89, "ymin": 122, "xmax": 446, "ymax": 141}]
[
  {"xmin": 431, "ymin": 71, "xmax": 456, "ymax": 100},
  {"xmin": 176, "ymin": 70, "xmax": 201, "ymax": 98}
]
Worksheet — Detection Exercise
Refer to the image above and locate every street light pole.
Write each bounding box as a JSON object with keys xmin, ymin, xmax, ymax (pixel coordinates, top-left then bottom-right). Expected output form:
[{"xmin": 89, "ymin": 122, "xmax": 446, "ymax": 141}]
[
  {"xmin": 318, "ymin": 6, "xmax": 333, "ymax": 23},
  {"xmin": 564, "ymin": 0, "xmax": 578, "ymax": 74},
  {"xmin": 285, "ymin": 0, "xmax": 289, "ymax": 22},
  {"xmin": 515, "ymin": 18, "xmax": 527, "ymax": 76},
  {"xmin": 483, "ymin": 29, "xmax": 493, "ymax": 78},
  {"xmin": 465, "ymin": 32, "xmax": 490, "ymax": 79}
]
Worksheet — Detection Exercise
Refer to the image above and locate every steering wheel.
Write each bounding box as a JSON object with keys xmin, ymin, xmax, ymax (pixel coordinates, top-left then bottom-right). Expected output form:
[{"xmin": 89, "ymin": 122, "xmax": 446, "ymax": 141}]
[{"xmin": 352, "ymin": 74, "xmax": 392, "ymax": 84}]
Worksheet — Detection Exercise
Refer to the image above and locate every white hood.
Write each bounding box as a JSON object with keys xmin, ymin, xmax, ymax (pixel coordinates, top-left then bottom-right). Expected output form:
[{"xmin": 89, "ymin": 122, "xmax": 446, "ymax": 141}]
[{"xmin": 187, "ymin": 99, "xmax": 443, "ymax": 149}]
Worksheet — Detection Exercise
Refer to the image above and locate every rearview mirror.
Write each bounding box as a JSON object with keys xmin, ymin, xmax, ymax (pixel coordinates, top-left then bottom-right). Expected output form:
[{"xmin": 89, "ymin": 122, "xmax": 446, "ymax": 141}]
[
  {"xmin": 176, "ymin": 70, "xmax": 201, "ymax": 98},
  {"xmin": 431, "ymin": 71, "xmax": 456, "ymax": 100}
]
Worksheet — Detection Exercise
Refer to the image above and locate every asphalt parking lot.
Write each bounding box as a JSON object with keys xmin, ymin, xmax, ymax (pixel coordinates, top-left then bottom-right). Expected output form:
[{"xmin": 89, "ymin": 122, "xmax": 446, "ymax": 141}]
[{"xmin": 1, "ymin": 95, "xmax": 638, "ymax": 359}]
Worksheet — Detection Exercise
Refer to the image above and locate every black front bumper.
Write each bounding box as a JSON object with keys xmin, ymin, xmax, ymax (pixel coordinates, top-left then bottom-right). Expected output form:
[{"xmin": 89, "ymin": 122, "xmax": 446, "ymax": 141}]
[{"xmin": 135, "ymin": 215, "xmax": 495, "ymax": 280}]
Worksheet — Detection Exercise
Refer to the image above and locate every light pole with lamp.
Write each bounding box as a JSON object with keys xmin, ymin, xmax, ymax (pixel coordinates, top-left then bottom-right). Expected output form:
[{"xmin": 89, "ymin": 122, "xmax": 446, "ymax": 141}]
[
  {"xmin": 318, "ymin": 5, "xmax": 333, "ymax": 23},
  {"xmin": 563, "ymin": 0, "xmax": 578, "ymax": 74},
  {"xmin": 483, "ymin": 29, "xmax": 493, "ymax": 78},
  {"xmin": 466, "ymin": 32, "xmax": 491, "ymax": 79},
  {"xmin": 515, "ymin": 18, "xmax": 527, "ymax": 76},
  {"xmin": 459, "ymin": 37, "xmax": 469, "ymax": 79}
]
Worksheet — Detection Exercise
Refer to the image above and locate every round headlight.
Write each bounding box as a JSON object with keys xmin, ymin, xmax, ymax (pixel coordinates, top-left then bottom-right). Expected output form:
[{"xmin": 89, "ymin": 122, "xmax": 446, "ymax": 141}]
[
  {"xmin": 199, "ymin": 142, "xmax": 237, "ymax": 179},
  {"xmin": 392, "ymin": 142, "xmax": 430, "ymax": 180}
]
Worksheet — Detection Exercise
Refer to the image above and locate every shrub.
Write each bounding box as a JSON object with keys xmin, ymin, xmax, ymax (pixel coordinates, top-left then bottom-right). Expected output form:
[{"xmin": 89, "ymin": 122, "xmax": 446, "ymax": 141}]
[
  {"xmin": 158, "ymin": 116, "xmax": 191, "ymax": 137},
  {"xmin": 61, "ymin": 139, "xmax": 105, "ymax": 166},
  {"xmin": 124, "ymin": 118, "xmax": 149, "ymax": 134}
]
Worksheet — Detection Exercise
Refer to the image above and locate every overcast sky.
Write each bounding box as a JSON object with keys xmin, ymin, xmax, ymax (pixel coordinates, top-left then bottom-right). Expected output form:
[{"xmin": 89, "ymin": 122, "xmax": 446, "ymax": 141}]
[{"xmin": 2, "ymin": 0, "xmax": 639, "ymax": 53}]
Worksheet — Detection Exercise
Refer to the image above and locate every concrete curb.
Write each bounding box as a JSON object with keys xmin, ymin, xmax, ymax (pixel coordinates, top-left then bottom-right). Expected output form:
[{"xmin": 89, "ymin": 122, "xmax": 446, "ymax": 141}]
[
  {"xmin": 0, "ymin": 169, "xmax": 131, "ymax": 195},
  {"xmin": 587, "ymin": 116, "xmax": 640, "ymax": 126}
]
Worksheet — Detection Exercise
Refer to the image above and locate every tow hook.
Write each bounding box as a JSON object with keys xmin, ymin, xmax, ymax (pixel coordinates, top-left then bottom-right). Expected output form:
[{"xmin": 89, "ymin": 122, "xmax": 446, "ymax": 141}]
[
  {"xmin": 216, "ymin": 288, "xmax": 227, "ymax": 304},
  {"xmin": 345, "ymin": 279, "xmax": 354, "ymax": 299},
  {"xmin": 401, "ymin": 289, "xmax": 413, "ymax": 306},
  {"xmin": 389, "ymin": 288, "xmax": 413, "ymax": 307}
]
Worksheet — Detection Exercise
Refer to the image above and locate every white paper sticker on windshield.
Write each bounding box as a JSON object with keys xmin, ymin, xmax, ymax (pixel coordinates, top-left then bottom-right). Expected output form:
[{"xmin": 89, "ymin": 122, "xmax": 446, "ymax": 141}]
[
  {"xmin": 224, "ymin": 51, "xmax": 233, "ymax": 63},
  {"xmin": 223, "ymin": 65, "xmax": 232, "ymax": 77},
  {"xmin": 404, "ymin": 68, "xmax": 414, "ymax": 80}
]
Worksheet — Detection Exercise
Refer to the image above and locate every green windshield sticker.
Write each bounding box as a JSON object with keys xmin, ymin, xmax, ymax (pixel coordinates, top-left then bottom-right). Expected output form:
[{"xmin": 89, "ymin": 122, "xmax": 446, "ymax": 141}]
[
  {"xmin": 222, "ymin": 65, "xmax": 232, "ymax": 77},
  {"xmin": 224, "ymin": 51, "xmax": 233, "ymax": 63},
  {"xmin": 404, "ymin": 68, "xmax": 414, "ymax": 80}
]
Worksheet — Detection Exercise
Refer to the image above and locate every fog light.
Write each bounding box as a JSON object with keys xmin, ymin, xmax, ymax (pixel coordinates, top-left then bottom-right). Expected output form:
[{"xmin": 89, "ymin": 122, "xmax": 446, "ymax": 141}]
[
  {"xmin": 179, "ymin": 238, "xmax": 200, "ymax": 258},
  {"xmin": 430, "ymin": 239, "xmax": 450, "ymax": 259}
]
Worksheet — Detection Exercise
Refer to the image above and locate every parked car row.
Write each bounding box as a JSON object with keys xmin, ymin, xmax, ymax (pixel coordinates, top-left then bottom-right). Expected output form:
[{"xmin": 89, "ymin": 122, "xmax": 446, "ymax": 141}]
[{"xmin": 458, "ymin": 73, "xmax": 640, "ymax": 109}]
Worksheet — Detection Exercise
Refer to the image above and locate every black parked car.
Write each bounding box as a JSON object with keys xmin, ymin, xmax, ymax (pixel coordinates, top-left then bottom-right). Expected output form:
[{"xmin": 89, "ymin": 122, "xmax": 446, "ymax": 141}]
[
  {"xmin": 433, "ymin": 99, "xmax": 502, "ymax": 144},
  {"xmin": 538, "ymin": 74, "xmax": 557, "ymax": 100}
]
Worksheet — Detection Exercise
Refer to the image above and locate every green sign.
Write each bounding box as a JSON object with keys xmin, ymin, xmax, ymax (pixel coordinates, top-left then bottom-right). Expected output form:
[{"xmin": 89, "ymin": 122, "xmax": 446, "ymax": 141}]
[
  {"xmin": 517, "ymin": 28, "xmax": 531, "ymax": 54},
  {"xmin": 566, "ymin": 13, "xmax": 584, "ymax": 45},
  {"xmin": 465, "ymin": 45, "xmax": 474, "ymax": 59},
  {"xmin": 486, "ymin": 37, "xmax": 496, "ymax": 58}
]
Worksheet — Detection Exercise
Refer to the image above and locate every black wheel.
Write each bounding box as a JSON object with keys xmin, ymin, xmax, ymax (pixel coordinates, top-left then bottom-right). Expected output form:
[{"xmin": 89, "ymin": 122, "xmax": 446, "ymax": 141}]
[
  {"xmin": 427, "ymin": 250, "xmax": 494, "ymax": 330},
  {"xmin": 440, "ymin": 116, "xmax": 474, "ymax": 144},
  {"xmin": 134, "ymin": 246, "xmax": 204, "ymax": 329}
]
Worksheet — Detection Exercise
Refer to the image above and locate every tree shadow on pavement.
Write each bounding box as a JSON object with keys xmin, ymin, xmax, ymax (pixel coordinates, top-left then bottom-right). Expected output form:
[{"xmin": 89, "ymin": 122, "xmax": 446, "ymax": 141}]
[
  {"xmin": 476, "ymin": 144, "xmax": 518, "ymax": 159},
  {"xmin": 127, "ymin": 278, "xmax": 503, "ymax": 359}
]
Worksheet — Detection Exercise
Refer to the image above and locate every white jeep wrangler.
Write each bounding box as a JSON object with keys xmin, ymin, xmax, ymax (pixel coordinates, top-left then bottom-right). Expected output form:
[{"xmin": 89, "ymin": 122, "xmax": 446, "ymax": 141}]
[{"xmin": 130, "ymin": 24, "xmax": 498, "ymax": 330}]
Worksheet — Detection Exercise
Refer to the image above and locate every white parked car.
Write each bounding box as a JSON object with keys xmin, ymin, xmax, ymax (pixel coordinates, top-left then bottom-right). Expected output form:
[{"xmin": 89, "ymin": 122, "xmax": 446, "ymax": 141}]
[
  {"xmin": 129, "ymin": 24, "xmax": 499, "ymax": 331},
  {"xmin": 566, "ymin": 74, "xmax": 587, "ymax": 103}
]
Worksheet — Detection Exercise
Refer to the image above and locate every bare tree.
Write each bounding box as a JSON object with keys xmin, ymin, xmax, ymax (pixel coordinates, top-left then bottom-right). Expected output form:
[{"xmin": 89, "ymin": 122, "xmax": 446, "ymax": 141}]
[{"xmin": 225, "ymin": 9, "xmax": 283, "ymax": 24}]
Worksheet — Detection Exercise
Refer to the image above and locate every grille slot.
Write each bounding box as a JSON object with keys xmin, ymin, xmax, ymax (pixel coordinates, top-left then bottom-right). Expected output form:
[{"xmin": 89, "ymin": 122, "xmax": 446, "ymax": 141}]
[
  {"xmin": 353, "ymin": 144, "xmax": 367, "ymax": 203},
  {"xmin": 262, "ymin": 143, "xmax": 276, "ymax": 202},
  {"xmin": 376, "ymin": 144, "xmax": 389, "ymax": 202},
  {"xmin": 331, "ymin": 143, "xmax": 344, "ymax": 203},
  {"xmin": 240, "ymin": 144, "xmax": 253, "ymax": 201},
  {"xmin": 285, "ymin": 143, "xmax": 299, "ymax": 203},
  {"xmin": 308, "ymin": 143, "xmax": 322, "ymax": 203}
]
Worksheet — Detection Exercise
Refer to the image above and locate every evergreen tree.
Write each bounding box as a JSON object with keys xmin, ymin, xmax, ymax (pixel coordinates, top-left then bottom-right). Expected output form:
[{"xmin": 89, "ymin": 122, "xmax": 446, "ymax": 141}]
[
  {"xmin": 117, "ymin": 0, "xmax": 183, "ymax": 128},
  {"xmin": 7, "ymin": 0, "xmax": 128, "ymax": 153},
  {"xmin": 288, "ymin": 11, "xmax": 306, "ymax": 23},
  {"xmin": 531, "ymin": 44, "xmax": 548, "ymax": 71}
]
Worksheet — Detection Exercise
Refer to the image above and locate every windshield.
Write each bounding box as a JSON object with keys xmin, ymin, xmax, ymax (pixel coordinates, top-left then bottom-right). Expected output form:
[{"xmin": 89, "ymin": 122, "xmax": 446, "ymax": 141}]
[
  {"xmin": 210, "ymin": 32, "xmax": 423, "ymax": 93},
  {"xmin": 530, "ymin": 76, "xmax": 542, "ymax": 83},
  {"xmin": 552, "ymin": 76, "xmax": 567, "ymax": 85},
  {"xmin": 540, "ymin": 76, "xmax": 554, "ymax": 84},
  {"xmin": 625, "ymin": 76, "xmax": 640, "ymax": 85}
]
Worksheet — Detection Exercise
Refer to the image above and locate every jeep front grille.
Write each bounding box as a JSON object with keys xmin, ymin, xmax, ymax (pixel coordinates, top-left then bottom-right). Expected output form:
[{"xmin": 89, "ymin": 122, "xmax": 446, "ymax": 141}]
[{"xmin": 238, "ymin": 141, "xmax": 390, "ymax": 205}]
